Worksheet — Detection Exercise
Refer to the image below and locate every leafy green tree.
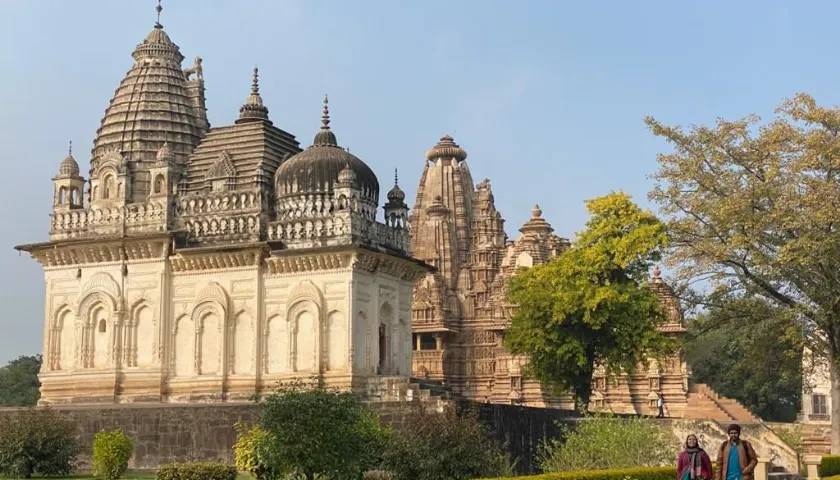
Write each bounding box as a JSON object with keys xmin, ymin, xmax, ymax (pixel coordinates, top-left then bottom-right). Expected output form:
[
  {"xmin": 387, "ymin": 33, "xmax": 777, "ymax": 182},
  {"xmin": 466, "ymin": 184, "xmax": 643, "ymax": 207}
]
[
  {"xmin": 258, "ymin": 384, "xmax": 388, "ymax": 480},
  {"xmin": 647, "ymin": 94, "xmax": 840, "ymax": 450},
  {"xmin": 0, "ymin": 408, "xmax": 79, "ymax": 478},
  {"xmin": 505, "ymin": 192, "xmax": 671, "ymax": 411},
  {"xmin": 0, "ymin": 355, "xmax": 41, "ymax": 406},
  {"xmin": 685, "ymin": 294, "xmax": 803, "ymax": 421},
  {"xmin": 538, "ymin": 415, "xmax": 677, "ymax": 472},
  {"xmin": 381, "ymin": 405, "xmax": 512, "ymax": 480}
]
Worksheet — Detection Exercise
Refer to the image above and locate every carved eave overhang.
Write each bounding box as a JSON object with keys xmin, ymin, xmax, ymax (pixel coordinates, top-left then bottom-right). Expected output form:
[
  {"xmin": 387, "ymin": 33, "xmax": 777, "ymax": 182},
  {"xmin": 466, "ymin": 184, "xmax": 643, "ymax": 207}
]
[
  {"xmin": 170, "ymin": 242, "xmax": 267, "ymax": 272},
  {"xmin": 265, "ymin": 243, "xmax": 432, "ymax": 280},
  {"xmin": 15, "ymin": 233, "xmax": 170, "ymax": 268},
  {"xmin": 657, "ymin": 323, "xmax": 687, "ymax": 334}
]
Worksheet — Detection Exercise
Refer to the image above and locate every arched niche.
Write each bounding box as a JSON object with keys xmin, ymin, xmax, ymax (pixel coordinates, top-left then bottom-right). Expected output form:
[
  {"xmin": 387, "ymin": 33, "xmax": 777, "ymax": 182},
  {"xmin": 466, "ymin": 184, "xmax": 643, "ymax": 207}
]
[
  {"xmin": 54, "ymin": 307, "xmax": 76, "ymax": 371},
  {"xmin": 288, "ymin": 299, "xmax": 320, "ymax": 373},
  {"xmin": 378, "ymin": 302, "xmax": 395, "ymax": 374},
  {"xmin": 131, "ymin": 301, "xmax": 156, "ymax": 368}
]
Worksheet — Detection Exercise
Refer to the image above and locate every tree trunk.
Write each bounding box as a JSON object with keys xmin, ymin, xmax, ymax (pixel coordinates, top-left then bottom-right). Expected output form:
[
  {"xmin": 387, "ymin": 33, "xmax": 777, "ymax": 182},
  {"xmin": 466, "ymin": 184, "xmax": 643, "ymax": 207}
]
[{"xmin": 830, "ymin": 351, "xmax": 840, "ymax": 454}]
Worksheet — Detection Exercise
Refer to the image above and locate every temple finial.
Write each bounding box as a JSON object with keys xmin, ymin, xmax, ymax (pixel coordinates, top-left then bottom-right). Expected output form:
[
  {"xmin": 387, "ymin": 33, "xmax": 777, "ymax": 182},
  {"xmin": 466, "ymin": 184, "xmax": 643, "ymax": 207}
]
[
  {"xmin": 251, "ymin": 66, "xmax": 259, "ymax": 95},
  {"xmin": 68, "ymin": 140, "xmax": 72, "ymax": 156},
  {"xmin": 321, "ymin": 94, "xmax": 330, "ymax": 129},
  {"xmin": 155, "ymin": 0, "xmax": 163, "ymax": 28},
  {"xmin": 394, "ymin": 168, "xmax": 399, "ymax": 186}
]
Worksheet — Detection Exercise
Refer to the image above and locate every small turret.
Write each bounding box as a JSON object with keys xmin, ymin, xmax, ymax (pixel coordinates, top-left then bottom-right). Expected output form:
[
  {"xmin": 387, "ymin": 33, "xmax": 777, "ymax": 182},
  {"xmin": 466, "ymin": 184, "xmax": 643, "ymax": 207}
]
[
  {"xmin": 384, "ymin": 169, "xmax": 409, "ymax": 228},
  {"xmin": 52, "ymin": 141, "xmax": 85, "ymax": 211}
]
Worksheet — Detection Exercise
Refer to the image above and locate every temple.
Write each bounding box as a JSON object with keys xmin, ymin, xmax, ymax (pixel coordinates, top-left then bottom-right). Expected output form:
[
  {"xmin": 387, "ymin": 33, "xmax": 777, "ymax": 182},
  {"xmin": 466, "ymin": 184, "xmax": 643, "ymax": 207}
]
[
  {"xmin": 17, "ymin": 14, "xmax": 426, "ymax": 404},
  {"xmin": 408, "ymin": 135, "xmax": 691, "ymax": 416}
]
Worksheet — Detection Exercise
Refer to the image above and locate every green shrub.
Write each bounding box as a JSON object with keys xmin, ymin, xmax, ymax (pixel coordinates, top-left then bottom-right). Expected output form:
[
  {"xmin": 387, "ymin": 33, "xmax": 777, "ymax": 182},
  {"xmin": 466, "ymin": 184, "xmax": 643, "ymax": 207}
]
[
  {"xmin": 381, "ymin": 405, "xmax": 513, "ymax": 480},
  {"xmin": 92, "ymin": 429, "xmax": 134, "ymax": 480},
  {"xmin": 538, "ymin": 416, "xmax": 677, "ymax": 472},
  {"xmin": 481, "ymin": 465, "xmax": 676, "ymax": 480},
  {"xmin": 233, "ymin": 423, "xmax": 276, "ymax": 480},
  {"xmin": 156, "ymin": 462, "xmax": 237, "ymax": 480},
  {"xmin": 820, "ymin": 455, "xmax": 840, "ymax": 477},
  {"xmin": 0, "ymin": 408, "xmax": 79, "ymax": 478}
]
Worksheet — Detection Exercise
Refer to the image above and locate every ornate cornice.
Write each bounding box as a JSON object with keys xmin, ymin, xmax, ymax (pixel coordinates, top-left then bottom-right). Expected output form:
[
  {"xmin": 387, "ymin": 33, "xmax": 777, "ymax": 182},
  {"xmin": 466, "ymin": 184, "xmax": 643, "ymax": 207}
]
[
  {"xmin": 170, "ymin": 247, "xmax": 264, "ymax": 272},
  {"xmin": 265, "ymin": 251, "xmax": 353, "ymax": 275},
  {"xmin": 17, "ymin": 235, "xmax": 169, "ymax": 268}
]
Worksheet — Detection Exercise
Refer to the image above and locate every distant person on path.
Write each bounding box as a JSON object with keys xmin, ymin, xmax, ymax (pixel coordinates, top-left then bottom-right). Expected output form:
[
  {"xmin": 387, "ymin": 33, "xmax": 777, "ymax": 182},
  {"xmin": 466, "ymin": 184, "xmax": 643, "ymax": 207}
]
[
  {"xmin": 657, "ymin": 392, "xmax": 665, "ymax": 418},
  {"xmin": 716, "ymin": 424, "xmax": 757, "ymax": 480},
  {"xmin": 677, "ymin": 434, "xmax": 713, "ymax": 480}
]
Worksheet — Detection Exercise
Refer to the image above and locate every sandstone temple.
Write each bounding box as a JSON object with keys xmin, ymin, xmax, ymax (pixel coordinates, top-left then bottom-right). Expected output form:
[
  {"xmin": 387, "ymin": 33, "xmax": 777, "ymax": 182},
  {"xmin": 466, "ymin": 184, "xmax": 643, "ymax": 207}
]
[{"xmin": 15, "ymin": 10, "xmax": 762, "ymax": 423}]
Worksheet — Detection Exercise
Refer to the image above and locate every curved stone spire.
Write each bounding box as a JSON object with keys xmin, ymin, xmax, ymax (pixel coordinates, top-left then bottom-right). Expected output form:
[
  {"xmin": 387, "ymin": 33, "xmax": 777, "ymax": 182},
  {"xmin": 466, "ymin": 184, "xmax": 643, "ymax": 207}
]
[
  {"xmin": 313, "ymin": 95, "xmax": 338, "ymax": 146},
  {"xmin": 237, "ymin": 67, "xmax": 270, "ymax": 123},
  {"xmin": 91, "ymin": 16, "xmax": 206, "ymax": 171}
]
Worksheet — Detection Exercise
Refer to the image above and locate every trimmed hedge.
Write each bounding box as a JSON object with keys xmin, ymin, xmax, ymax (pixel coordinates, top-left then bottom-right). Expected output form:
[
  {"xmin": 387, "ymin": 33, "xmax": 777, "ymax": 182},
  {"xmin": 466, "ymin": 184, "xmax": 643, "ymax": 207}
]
[
  {"xmin": 156, "ymin": 462, "xmax": 237, "ymax": 480},
  {"xmin": 482, "ymin": 466, "xmax": 676, "ymax": 480},
  {"xmin": 821, "ymin": 455, "xmax": 840, "ymax": 478}
]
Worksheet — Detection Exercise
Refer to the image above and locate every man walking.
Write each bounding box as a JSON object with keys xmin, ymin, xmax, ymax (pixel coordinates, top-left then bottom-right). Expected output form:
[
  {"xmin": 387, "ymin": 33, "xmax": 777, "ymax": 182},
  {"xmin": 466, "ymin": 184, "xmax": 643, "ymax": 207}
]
[
  {"xmin": 657, "ymin": 393, "xmax": 665, "ymax": 418},
  {"xmin": 716, "ymin": 424, "xmax": 757, "ymax": 480}
]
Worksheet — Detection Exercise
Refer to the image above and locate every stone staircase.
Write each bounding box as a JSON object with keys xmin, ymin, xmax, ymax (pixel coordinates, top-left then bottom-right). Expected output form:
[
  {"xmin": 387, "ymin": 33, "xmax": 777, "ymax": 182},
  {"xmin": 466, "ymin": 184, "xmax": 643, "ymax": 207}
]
[
  {"xmin": 800, "ymin": 423, "xmax": 831, "ymax": 455},
  {"xmin": 685, "ymin": 383, "xmax": 761, "ymax": 423}
]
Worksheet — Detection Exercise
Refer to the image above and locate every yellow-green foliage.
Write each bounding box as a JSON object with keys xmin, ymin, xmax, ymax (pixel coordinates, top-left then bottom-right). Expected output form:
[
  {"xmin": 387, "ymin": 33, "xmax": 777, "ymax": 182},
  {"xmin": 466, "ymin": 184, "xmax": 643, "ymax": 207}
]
[
  {"xmin": 92, "ymin": 429, "xmax": 133, "ymax": 480},
  {"xmin": 233, "ymin": 423, "xmax": 275, "ymax": 480},
  {"xmin": 483, "ymin": 466, "xmax": 676, "ymax": 480},
  {"xmin": 482, "ymin": 466, "xmax": 676, "ymax": 480}
]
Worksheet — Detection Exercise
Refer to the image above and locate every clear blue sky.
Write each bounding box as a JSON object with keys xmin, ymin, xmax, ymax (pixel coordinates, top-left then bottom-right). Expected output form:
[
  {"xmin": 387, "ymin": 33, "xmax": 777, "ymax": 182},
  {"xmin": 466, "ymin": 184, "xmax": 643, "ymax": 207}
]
[{"xmin": 1, "ymin": 1, "xmax": 837, "ymax": 364}]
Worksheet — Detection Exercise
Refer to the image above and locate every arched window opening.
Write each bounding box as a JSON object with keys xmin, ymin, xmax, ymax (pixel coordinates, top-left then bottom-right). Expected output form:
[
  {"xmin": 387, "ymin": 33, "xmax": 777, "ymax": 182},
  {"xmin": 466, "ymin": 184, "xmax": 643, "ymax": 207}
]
[
  {"xmin": 98, "ymin": 319, "xmax": 107, "ymax": 333},
  {"xmin": 103, "ymin": 175, "xmax": 114, "ymax": 199},
  {"xmin": 153, "ymin": 174, "xmax": 165, "ymax": 194},
  {"xmin": 58, "ymin": 186, "xmax": 67, "ymax": 204},
  {"xmin": 70, "ymin": 188, "xmax": 79, "ymax": 206}
]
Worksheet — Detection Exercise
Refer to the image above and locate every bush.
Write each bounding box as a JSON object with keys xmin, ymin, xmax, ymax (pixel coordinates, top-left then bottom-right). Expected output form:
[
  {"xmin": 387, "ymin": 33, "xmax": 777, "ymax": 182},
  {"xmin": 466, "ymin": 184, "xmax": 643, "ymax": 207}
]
[
  {"xmin": 381, "ymin": 405, "xmax": 513, "ymax": 480},
  {"xmin": 820, "ymin": 455, "xmax": 840, "ymax": 477},
  {"xmin": 259, "ymin": 384, "xmax": 388, "ymax": 479},
  {"xmin": 538, "ymin": 416, "xmax": 677, "ymax": 472},
  {"xmin": 156, "ymin": 462, "xmax": 237, "ymax": 480},
  {"xmin": 233, "ymin": 423, "xmax": 276, "ymax": 480},
  {"xmin": 0, "ymin": 408, "xmax": 79, "ymax": 478},
  {"xmin": 481, "ymin": 466, "xmax": 676, "ymax": 480},
  {"xmin": 92, "ymin": 429, "xmax": 134, "ymax": 480}
]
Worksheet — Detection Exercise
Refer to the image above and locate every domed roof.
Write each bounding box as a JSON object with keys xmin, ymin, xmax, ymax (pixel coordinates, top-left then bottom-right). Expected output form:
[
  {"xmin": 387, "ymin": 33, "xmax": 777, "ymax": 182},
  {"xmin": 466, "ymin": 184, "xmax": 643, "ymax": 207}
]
[
  {"xmin": 236, "ymin": 67, "xmax": 270, "ymax": 124},
  {"xmin": 274, "ymin": 97, "xmax": 379, "ymax": 201},
  {"xmin": 386, "ymin": 169, "xmax": 406, "ymax": 203},
  {"xmin": 426, "ymin": 134, "xmax": 467, "ymax": 162},
  {"xmin": 58, "ymin": 154, "xmax": 80, "ymax": 178}
]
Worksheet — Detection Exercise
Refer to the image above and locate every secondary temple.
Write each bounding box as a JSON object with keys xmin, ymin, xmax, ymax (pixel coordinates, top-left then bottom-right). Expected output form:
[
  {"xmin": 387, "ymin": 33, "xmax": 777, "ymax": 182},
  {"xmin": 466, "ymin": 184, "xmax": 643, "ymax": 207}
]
[
  {"xmin": 17, "ymin": 18, "xmax": 426, "ymax": 403},
  {"xmin": 408, "ymin": 135, "xmax": 691, "ymax": 416}
]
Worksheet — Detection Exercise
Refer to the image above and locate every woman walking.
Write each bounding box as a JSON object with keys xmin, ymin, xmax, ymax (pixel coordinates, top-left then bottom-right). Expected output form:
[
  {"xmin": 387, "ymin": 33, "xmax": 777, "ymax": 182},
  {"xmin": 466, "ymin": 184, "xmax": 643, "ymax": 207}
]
[{"xmin": 677, "ymin": 434, "xmax": 713, "ymax": 480}]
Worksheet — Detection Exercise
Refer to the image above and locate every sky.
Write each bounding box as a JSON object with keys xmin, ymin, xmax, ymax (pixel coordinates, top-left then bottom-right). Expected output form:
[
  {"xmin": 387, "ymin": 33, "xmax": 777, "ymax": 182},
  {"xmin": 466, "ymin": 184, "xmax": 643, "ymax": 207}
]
[{"xmin": 1, "ymin": 1, "xmax": 839, "ymax": 364}]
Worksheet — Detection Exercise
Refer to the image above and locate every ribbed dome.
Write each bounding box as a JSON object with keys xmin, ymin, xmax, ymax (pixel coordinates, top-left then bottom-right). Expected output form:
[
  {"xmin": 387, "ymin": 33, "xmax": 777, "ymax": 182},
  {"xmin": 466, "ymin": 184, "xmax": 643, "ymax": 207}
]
[
  {"xmin": 426, "ymin": 134, "xmax": 467, "ymax": 161},
  {"xmin": 274, "ymin": 97, "xmax": 379, "ymax": 202},
  {"xmin": 91, "ymin": 23, "xmax": 205, "ymax": 168},
  {"xmin": 58, "ymin": 153, "xmax": 80, "ymax": 178},
  {"xmin": 387, "ymin": 170, "xmax": 405, "ymax": 203}
]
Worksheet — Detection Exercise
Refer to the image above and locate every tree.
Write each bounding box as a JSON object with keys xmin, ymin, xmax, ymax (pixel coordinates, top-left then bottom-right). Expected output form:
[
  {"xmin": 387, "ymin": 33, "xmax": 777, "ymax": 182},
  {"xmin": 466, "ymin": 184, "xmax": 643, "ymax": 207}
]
[
  {"xmin": 0, "ymin": 408, "xmax": 79, "ymax": 478},
  {"xmin": 538, "ymin": 415, "xmax": 677, "ymax": 472},
  {"xmin": 258, "ymin": 384, "xmax": 388, "ymax": 480},
  {"xmin": 0, "ymin": 355, "xmax": 41, "ymax": 406},
  {"xmin": 647, "ymin": 94, "xmax": 840, "ymax": 451},
  {"xmin": 505, "ymin": 192, "xmax": 671, "ymax": 411},
  {"xmin": 685, "ymin": 293, "xmax": 803, "ymax": 421},
  {"xmin": 381, "ymin": 405, "xmax": 512, "ymax": 480}
]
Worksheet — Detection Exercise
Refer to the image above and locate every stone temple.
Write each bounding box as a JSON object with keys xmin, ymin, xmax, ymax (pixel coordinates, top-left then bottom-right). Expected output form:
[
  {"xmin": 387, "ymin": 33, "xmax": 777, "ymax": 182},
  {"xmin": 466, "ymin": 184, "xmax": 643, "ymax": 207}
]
[
  {"xmin": 407, "ymin": 135, "xmax": 691, "ymax": 416},
  {"xmin": 17, "ymin": 17, "xmax": 426, "ymax": 404},
  {"xmin": 16, "ymin": 10, "xmax": 760, "ymax": 423}
]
